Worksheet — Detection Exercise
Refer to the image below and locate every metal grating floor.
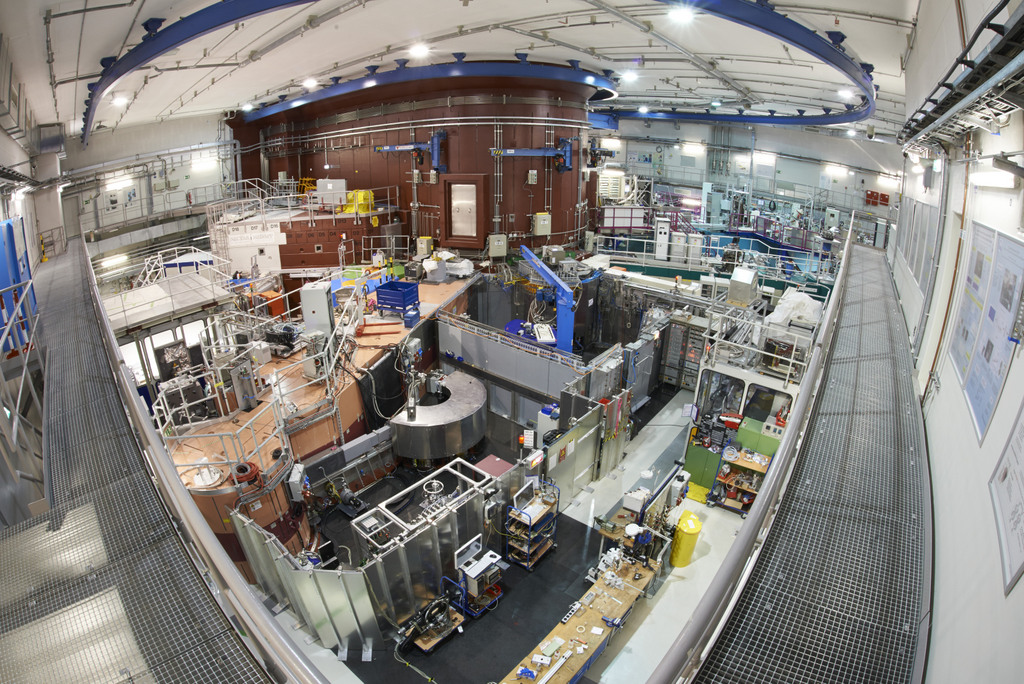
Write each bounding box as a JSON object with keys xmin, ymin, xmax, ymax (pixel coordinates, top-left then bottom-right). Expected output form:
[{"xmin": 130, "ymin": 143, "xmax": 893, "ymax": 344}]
[
  {"xmin": 694, "ymin": 246, "xmax": 929, "ymax": 684},
  {"xmin": 0, "ymin": 239, "xmax": 269, "ymax": 683}
]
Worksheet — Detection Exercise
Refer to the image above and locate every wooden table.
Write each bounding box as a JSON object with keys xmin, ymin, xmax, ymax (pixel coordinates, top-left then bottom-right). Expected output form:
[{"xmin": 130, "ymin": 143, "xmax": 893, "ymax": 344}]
[{"xmin": 499, "ymin": 561, "xmax": 658, "ymax": 684}]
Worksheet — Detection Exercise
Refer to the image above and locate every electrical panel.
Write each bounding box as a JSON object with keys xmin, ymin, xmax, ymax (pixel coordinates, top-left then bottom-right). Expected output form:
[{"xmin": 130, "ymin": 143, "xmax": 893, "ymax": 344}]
[
  {"xmin": 488, "ymin": 233, "xmax": 508, "ymax": 258},
  {"xmin": 532, "ymin": 212, "xmax": 552, "ymax": 236},
  {"xmin": 412, "ymin": 169, "xmax": 422, "ymax": 183},
  {"xmin": 429, "ymin": 169, "xmax": 439, "ymax": 184},
  {"xmin": 527, "ymin": 169, "xmax": 538, "ymax": 185},
  {"xmin": 416, "ymin": 236, "xmax": 434, "ymax": 256},
  {"xmin": 300, "ymin": 282, "xmax": 334, "ymax": 337}
]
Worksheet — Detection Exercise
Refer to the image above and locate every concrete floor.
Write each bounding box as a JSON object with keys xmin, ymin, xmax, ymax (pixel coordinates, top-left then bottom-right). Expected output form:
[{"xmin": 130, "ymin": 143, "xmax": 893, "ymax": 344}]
[{"xmin": 265, "ymin": 385, "xmax": 741, "ymax": 683}]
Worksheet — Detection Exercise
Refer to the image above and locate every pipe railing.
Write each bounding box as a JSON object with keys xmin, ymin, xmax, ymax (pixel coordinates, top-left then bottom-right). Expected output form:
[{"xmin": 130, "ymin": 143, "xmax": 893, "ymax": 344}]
[
  {"xmin": 82, "ymin": 245, "xmax": 329, "ymax": 684},
  {"xmin": 646, "ymin": 225, "xmax": 853, "ymax": 684}
]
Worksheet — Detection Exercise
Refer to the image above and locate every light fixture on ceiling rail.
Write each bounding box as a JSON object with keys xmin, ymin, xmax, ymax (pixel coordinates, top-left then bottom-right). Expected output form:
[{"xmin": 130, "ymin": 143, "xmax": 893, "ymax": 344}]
[
  {"xmin": 241, "ymin": 103, "xmax": 253, "ymax": 112},
  {"xmin": 302, "ymin": 77, "xmax": 317, "ymax": 89},
  {"xmin": 111, "ymin": 93, "xmax": 128, "ymax": 107},
  {"xmin": 846, "ymin": 128, "xmax": 857, "ymax": 137},
  {"xmin": 838, "ymin": 89, "xmax": 854, "ymax": 100},
  {"xmin": 711, "ymin": 100, "xmax": 722, "ymax": 107},
  {"xmin": 638, "ymin": 105, "xmax": 650, "ymax": 113},
  {"xmin": 409, "ymin": 43, "xmax": 429, "ymax": 58},
  {"xmin": 622, "ymin": 71, "xmax": 638, "ymax": 82},
  {"xmin": 669, "ymin": 6, "xmax": 695, "ymax": 23}
]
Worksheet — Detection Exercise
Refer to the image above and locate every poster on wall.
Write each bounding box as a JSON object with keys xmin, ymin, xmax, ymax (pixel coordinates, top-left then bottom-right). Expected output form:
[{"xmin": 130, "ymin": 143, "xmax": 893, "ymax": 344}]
[
  {"xmin": 949, "ymin": 222, "xmax": 996, "ymax": 383},
  {"xmin": 989, "ymin": 402, "xmax": 1024, "ymax": 595},
  {"xmin": 963, "ymin": 231, "xmax": 1024, "ymax": 438}
]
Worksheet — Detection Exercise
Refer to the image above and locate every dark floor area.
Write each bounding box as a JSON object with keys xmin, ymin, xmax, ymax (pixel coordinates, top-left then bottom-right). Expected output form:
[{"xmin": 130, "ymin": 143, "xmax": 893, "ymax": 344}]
[{"xmin": 346, "ymin": 514, "xmax": 601, "ymax": 684}]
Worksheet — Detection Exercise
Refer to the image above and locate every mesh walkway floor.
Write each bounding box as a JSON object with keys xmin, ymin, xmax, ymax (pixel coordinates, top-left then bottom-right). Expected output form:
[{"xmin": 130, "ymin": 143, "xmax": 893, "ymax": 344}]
[
  {"xmin": 694, "ymin": 246, "xmax": 930, "ymax": 684},
  {"xmin": 0, "ymin": 239, "xmax": 269, "ymax": 683}
]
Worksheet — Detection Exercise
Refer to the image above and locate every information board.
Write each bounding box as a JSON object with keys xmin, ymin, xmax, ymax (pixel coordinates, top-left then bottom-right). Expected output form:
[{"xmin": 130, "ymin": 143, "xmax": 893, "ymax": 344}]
[
  {"xmin": 989, "ymin": 402, "xmax": 1024, "ymax": 595},
  {"xmin": 950, "ymin": 223, "xmax": 996, "ymax": 382},
  {"xmin": 964, "ymin": 231, "xmax": 1024, "ymax": 438}
]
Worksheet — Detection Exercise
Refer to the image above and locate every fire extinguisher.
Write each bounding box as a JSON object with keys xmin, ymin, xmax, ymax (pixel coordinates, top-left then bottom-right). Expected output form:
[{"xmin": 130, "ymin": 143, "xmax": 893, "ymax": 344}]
[{"xmin": 186, "ymin": 191, "xmax": 193, "ymax": 205}]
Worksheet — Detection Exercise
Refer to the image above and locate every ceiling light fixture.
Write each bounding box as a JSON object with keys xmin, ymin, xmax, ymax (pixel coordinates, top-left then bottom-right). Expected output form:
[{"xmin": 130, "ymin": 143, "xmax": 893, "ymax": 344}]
[
  {"xmin": 241, "ymin": 103, "xmax": 253, "ymax": 112},
  {"xmin": 711, "ymin": 100, "xmax": 722, "ymax": 107},
  {"xmin": 622, "ymin": 71, "xmax": 638, "ymax": 82},
  {"xmin": 837, "ymin": 89, "xmax": 854, "ymax": 100},
  {"xmin": 302, "ymin": 77, "xmax": 317, "ymax": 89},
  {"xmin": 638, "ymin": 105, "xmax": 649, "ymax": 114},
  {"xmin": 846, "ymin": 129, "xmax": 857, "ymax": 137},
  {"xmin": 669, "ymin": 6, "xmax": 695, "ymax": 23},
  {"xmin": 409, "ymin": 43, "xmax": 429, "ymax": 58},
  {"xmin": 111, "ymin": 94, "xmax": 128, "ymax": 107}
]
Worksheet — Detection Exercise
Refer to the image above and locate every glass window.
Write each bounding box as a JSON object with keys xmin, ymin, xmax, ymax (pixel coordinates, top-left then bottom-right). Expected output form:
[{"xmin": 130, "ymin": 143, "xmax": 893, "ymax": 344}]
[
  {"xmin": 695, "ymin": 370, "xmax": 744, "ymax": 418},
  {"xmin": 743, "ymin": 384, "xmax": 792, "ymax": 423}
]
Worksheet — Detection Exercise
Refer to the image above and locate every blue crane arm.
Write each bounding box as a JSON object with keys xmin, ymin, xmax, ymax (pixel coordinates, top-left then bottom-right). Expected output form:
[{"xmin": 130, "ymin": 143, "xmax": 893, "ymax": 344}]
[{"xmin": 519, "ymin": 246, "xmax": 574, "ymax": 352}]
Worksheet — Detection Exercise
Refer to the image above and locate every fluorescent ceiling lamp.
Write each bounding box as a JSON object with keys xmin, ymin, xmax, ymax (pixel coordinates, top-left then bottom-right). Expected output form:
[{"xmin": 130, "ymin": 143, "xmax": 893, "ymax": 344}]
[
  {"xmin": 111, "ymin": 94, "xmax": 128, "ymax": 107},
  {"xmin": 669, "ymin": 6, "xmax": 695, "ymax": 23},
  {"xmin": 846, "ymin": 129, "xmax": 857, "ymax": 137},
  {"xmin": 837, "ymin": 89, "xmax": 854, "ymax": 100},
  {"xmin": 409, "ymin": 43, "xmax": 429, "ymax": 58},
  {"xmin": 971, "ymin": 170, "xmax": 1015, "ymax": 188},
  {"xmin": 302, "ymin": 77, "xmax": 317, "ymax": 89},
  {"xmin": 681, "ymin": 197, "xmax": 701, "ymax": 207},
  {"xmin": 101, "ymin": 254, "xmax": 129, "ymax": 268},
  {"xmin": 601, "ymin": 168, "xmax": 625, "ymax": 177},
  {"xmin": 241, "ymin": 103, "xmax": 253, "ymax": 112},
  {"xmin": 825, "ymin": 164, "xmax": 847, "ymax": 177},
  {"xmin": 752, "ymin": 151, "xmax": 776, "ymax": 164},
  {"xmin": 911, "ymin": 163, "xmax": 925, "ymax": 174},
  {"xmin": 621, "ymin": 71, "xmax": 638, "ymax": 82},
  {"xmin": 710, "ymin": 100, "xmax": 722, "ymax": 107},
  {"xmin": 638, "ymin": 105, "xmax": 649, "ymax": 113},
  {"xmin": 683, "ymin": 142, "xmax": 705, "ymax": 155},
  {"xmin": 601, "ymin": 137, "xmax": 622, "ymax": 150},
  {"xmin": 104, "ymin": 177, "xmax": 133, "ymax": 191}
]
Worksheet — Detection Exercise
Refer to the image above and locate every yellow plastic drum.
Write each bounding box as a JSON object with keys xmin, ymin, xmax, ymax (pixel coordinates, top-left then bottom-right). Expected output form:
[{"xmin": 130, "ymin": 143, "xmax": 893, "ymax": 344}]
[{"xmin": 671, "ymin": 511, "xmax": 702, "ymax": 567}]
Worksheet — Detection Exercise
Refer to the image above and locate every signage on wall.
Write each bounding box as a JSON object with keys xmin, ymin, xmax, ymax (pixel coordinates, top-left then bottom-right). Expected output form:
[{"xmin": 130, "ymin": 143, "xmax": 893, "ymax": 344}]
[{"xmin": 989, "ymin": 399, "xmax": 1024, "ymax": 594}]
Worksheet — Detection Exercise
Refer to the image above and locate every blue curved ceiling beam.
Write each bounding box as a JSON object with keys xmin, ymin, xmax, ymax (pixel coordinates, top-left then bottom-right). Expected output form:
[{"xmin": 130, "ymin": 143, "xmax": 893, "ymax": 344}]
[
  {"xmin": 81, "ymin": 0, "xmax": 316, "ymax": 144},
  {"xmin": 242, "ymin": 61, "xmax": 618, "ymax": 123},
  {"xmin": 596, "ymin": 0, "xmax": 876, "ymax": 126},
  {"xmin": 611, "ymin": 108, "xmax": 859, "ymax": 127}
]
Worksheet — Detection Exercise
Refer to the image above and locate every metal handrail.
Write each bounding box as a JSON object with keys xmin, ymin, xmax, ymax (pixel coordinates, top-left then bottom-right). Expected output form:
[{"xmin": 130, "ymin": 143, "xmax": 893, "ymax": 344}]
[
  {"xmin": 646, "ymin": 226, "xmax": 854, "ymax": 684},
  {"xmin": 81, "ymin": 245, "xmax": 329, "ymax": 684}
]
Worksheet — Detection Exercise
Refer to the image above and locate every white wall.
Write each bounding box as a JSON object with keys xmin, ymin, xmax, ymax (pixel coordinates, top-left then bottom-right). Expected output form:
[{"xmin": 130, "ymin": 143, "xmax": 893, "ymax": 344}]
[
  {"xmin": 893, "ymin": 115, "xmax": 1024, "ymax": 684},
  {"xmin": 62, "ymin": 115, "xmax": 228, "ymax": 173}
]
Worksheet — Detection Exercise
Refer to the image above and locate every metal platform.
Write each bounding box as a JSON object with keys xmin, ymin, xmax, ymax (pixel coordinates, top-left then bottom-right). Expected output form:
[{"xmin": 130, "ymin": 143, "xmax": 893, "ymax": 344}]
[
  {"xmin": 694, "ymin": 246, "xmax": 931, "ymax": 683},
  {"xmin": 0, "ymin": 239, "xmax": 269, "ymax": 683}
]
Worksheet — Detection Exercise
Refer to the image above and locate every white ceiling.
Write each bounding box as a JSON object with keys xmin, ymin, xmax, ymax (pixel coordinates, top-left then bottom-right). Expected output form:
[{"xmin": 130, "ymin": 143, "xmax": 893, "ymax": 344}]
[{"xmin": 0, "ymin": 1, "xmax": 918, "ymax": 140}]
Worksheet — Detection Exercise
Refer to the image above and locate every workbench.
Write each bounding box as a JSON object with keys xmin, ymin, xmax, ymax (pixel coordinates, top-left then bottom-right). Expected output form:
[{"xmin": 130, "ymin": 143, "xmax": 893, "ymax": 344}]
[{"xmin": 499, "ymin": 560, "xmax": 657, "ymax": 684}]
